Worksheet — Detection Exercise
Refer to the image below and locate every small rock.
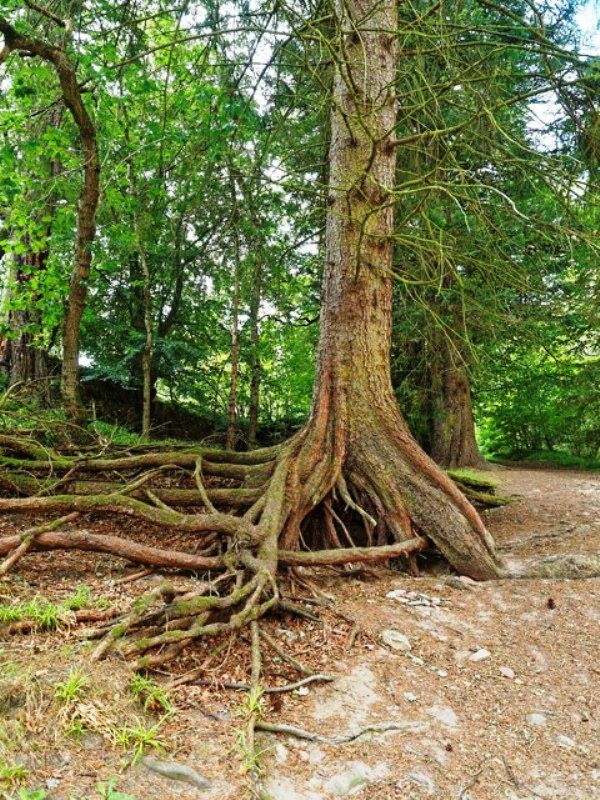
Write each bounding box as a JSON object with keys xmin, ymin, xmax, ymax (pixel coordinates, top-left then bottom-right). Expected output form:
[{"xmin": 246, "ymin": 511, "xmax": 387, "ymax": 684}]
[
  {"xmin": 426, "ymin": 704, "xmax": 459, "ymax": 728},
  {"xmin": 409, "ymin": 768, "xmax": 437, "ymax": 795},
  {"xmin": 404, "ymin": 692, "xmax": 418, "ymax": 703},
  {"xmin": 526, "ymin": 713, "xmax": 547, "ymax": 727},
  {"xmin": 556, "ymin": 734, "xmax": 576, "ymax": 749},
  {"xmin": 380, "ymin": 630, "xmax": 412, "ymax": 652},
  {"xmin": 499, "ymin": 666, "xmax": 515, "ymax": 679},
  {"xmin": 469, "ymin": 648, "xmax": 491, "ymax": 662},
  {"xmin": 274, "ymin": 743, "xmax": 288, "ymax": 764},
  {"xmin": 324, "ymin": 762, "xmax": 388, "ymax": 796},
  {"xmin": 46, "ymin": 778, "xmax": 60, "ymax": 790},
  {"xmin": 386, "ymin": 589, "xmax": 408, "ymax": 600},
  {"xmin": 438, "ymin": 669, "xmax": 448, "ymax": 678},
  {"xmin": 140, "ymin": 757, "xmax": 212, "ymax": 790},
  {"xmin": 445, "ymin": 575, "xmax": 473, "ymax": 591}
]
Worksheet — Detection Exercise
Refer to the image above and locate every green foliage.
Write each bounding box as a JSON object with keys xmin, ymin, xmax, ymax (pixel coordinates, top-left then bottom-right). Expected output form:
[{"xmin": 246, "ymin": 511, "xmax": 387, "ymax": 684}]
[
  {"xmin": 94, "ymin": 778, "xmax": 135, "ymax": 800},
  {"xmin": 0, "ymin": 598, "xmax": 60, "ymax": 630},
  {"xmin": 129, "ymin": 674, "xmax": 173, "ymax": 715},
  {"xmin": 0, "ymin": 0, "xmax": 597, "ymax": 459},
  {"xmin": 0, "ymin": 760, "xmax": 28, "ymax": 789},
  {"xmin": 18, "ymin": 789, "xmax": 46, "ymax": 800},
  {"xmin": 62, "ymin": 586, "xmax": 92, "ymax": 612},
  {"xmin": 115, "ymin": 717, "xmax": 168, "ymax": 764},
  {"xmin": 53, "ymin": 669, "xmax": 89, "ymax": 705},
  {"xmin": 0, "ymin": 587, "xmax": 94, "ymax": 630}
]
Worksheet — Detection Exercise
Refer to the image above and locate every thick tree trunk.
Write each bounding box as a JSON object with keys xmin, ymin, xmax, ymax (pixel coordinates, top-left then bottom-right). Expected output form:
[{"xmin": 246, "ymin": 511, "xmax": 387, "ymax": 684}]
[
  {"xmin": 430, "ymin": 334, "xmax": 487, "ymax": 469},
  {"xmin": 269, "ymin": 0, "xmax": 503, "ymax": 579}
]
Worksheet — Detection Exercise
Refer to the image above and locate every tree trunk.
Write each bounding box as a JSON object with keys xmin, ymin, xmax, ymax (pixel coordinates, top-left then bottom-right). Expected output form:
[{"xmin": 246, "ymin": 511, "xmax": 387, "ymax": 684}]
[
  {"xmin": 430, "ymin": 333, "xmax": 487, "ymax": 469},
  {"xmin": 60, "ymin": 77, "xmax": 100, "ymax": 425},
  {"xmin": 139, "ymin": 244, "xmax": 153, "ymax": 439},
  {"xmin": 246, "ymin": 252, "xmax": 262, "ymax": 448},
  {"xmin": 0, "ymin": 19, "xmax": 101, "ymax": 425},
  {"xmin": 265, "ymin": 0, "xmax": 503, "ymax": 580},
  {"xmin": 1, "ymin": 252, "xmax": 50, "ymax": 395},
  {"xmin": 226, "ymin": 234, "xmax": 242, "ymax": 451}
]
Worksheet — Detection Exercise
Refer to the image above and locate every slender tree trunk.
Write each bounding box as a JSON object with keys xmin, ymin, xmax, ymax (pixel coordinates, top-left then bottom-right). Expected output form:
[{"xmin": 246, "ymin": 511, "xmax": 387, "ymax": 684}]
[
  {"xmin": 226, "ymin": 236, "xmax": 242, "ymax": 451},
  {"xmin": 430, "ymin": 333, "xmax": 487, "ymax": 469},
  {"xmin": 246, "ymin": 253, "xmax": 262, "ymax": 448},
  {"xmin": 0, "ymin": 19, "xmax": 103, "ymax": 425},
  {"xmin": 139, "ymin": 244, "xmax": 153, "ymax": 439}
]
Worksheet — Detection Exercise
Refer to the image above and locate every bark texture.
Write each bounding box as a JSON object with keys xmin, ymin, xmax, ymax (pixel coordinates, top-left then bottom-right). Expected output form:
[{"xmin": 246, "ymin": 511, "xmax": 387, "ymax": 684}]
[
  {"xmin": 271, "ymin": 0, "xmax": 503, "ymax": 578},
  {"xmin": 1, "ymin": 252, "xmax": 50, "ymax": 392},
  {"xmin": 430, "ymin": 333, "xmax": 487, "ymax": 469}
]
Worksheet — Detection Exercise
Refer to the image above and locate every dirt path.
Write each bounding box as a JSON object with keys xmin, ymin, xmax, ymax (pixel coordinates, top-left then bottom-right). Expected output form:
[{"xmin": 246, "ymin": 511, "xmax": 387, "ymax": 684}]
[{"xmin": 0, "ymin": 467, "xmax": 598, "ymax": 800}]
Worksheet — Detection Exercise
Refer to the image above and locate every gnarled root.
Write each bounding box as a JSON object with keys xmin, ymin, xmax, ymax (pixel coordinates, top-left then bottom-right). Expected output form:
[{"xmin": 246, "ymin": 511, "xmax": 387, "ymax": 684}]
[{"xmin": 0, "ymin": 409, "xmax": 507, "ymax": 669}]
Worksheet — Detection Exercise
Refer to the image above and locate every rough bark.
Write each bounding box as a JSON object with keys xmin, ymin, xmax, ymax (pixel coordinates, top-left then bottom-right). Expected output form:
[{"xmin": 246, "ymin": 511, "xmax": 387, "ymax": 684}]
[
  {"xmin": 246, "ymin": 251, "xmax": 262, "ymax": 448},
  {"xmin": 1, "ymin": 252, "xmax": 50, "ymax": 392},
  {"xmin": 267, "ymin": 0, "xmax": 502, "ymax": 578},
  {"xmin": 226, "ymin": 168, "xmax": 242, "ymax": 451},
  {"xmin": 430, "ymin": 332, "xmax": 487, "ymax": 469}
]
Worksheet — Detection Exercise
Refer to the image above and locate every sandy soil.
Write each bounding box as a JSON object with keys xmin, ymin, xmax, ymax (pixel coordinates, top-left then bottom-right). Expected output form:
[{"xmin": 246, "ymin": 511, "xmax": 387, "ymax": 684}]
[{"xmin": 0, "ymin": 466, "xmax": 598, "ymax": 800}]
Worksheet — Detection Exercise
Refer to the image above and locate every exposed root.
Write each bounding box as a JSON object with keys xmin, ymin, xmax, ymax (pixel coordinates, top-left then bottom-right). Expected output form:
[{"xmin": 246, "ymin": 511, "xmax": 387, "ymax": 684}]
[
  {"xmin": 0, "ymin": 423, "xmax": 509, "ymax": 675},
  {"xmin": 255, "ymin": 719, "xmax": 427, "ymax": 744},
  {"xmin": 0, "ymin": 511, "xmax": 80, "ymax": 576}
]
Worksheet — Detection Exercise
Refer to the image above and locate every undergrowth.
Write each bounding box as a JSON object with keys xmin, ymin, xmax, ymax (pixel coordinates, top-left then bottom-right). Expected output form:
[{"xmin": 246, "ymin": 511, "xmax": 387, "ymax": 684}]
[
  {"xmin": 489, "ymin": 449, "xmax": 600, "ymax": 471},
  {"xmin": 0, "ymin": 586, "xmax": 96, "ymax": 630}
]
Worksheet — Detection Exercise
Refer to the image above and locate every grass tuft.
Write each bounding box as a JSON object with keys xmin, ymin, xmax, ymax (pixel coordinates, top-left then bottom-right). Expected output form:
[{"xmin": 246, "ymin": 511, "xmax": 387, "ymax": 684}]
[
  {"xmin": 129, "ymin": 674, "xmax": 173, "ymax": 715},
  {"xmin": 54, "ymin": 669, "xmax": 89, "ymax": 705},
  {"xmin": 115, "ymin": 716, "xmax": 168, "ymax": 764}
]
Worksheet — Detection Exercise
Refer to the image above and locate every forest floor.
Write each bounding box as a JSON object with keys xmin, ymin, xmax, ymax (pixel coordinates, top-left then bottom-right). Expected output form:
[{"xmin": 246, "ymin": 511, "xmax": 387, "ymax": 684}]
[{"xmin": 0, "ymin": 465, "xmax": 598, "ymax": 800}]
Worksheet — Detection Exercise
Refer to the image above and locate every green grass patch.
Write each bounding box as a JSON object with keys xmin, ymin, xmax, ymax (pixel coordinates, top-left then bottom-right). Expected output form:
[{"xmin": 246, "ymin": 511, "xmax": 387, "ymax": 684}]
[
  {"xmin": 116, "ymin": 717, "xmax": 168, "ymax": 764},
  {"xmin": 491, "ymin": 449, "xmax": 600, "ymax": 471},
  {"xmin": 54, "ymin": 668, "xmax": 89, "ymax": 705},
  {"xmin": 129, "ymin": 674, "xmax": 173, "ymax": 715},
  {"xmin": 0, "ymin": 586, "xmax": 98, "ymax": 631},
  {"xmin": 0, "ymin": 760, "xmax": 28, "ymax": 789}
]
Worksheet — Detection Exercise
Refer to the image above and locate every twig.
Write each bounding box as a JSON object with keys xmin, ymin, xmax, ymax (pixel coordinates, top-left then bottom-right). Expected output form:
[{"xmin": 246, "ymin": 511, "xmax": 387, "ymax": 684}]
[
  {"xmin": 259, "ymin": 628, "xmax": 314, "ymax": 676},
  {"xmin": 113, "ymin": 568, "xmax": 156, "ymax": 585},
  {"xmin": 172, "ymin": 673, "xmax": 332, "ymax": 693},
  {"xmin": 24, "ymin": 0, "xmax": 67, "ymax": 28}
]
